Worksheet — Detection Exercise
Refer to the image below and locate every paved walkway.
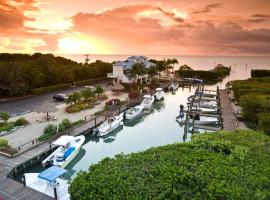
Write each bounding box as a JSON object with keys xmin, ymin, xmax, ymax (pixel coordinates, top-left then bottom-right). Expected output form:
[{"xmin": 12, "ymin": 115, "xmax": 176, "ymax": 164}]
[{"xmin": 219, "ymin": 89, "xmax": 237, "ymax": 131}]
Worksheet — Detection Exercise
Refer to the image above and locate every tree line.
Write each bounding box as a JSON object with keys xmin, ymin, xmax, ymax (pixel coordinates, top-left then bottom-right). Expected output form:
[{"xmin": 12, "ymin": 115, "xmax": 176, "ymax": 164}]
[{"xmin": 0, "ymin": 53, "xmax": 112, "ymax": 97}]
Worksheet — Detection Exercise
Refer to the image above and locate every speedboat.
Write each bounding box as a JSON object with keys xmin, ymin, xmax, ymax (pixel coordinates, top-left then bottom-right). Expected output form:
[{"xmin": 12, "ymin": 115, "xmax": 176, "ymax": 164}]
[
  {"xmin": 124, "ymin": 105, "xmax": 144, "ymax": 120},
  {"xmin": 24, "ymin": 166, "xmax": 70, "ymax": 200},
  {"xmin": 42, "ymin": 135, "xmax": 85, "ymax": 168},
  {"xmin": 169, "ymin": 83, "xmax": 179, "ymax": 92},
  {"xmin": 140, "ymin": 95, "xmax": 155, "ymax": 109},
  {"xmin": 154, "ymin": 88, "xmax": 165, "ymax": 101},
  {"xmin": 176, "ymin": 112, "xmax": 219, "ymax": 125},
  {"xmin": 94, "ymin": 113, "xmax": 123, "ymax": 137}
]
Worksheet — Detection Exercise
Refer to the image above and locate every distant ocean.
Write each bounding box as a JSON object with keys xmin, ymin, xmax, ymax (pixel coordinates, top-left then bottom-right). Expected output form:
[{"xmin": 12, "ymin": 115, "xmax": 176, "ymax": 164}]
[{"xmin": 59, "ymin": 54, "xmax": 270, "ymax": 83}]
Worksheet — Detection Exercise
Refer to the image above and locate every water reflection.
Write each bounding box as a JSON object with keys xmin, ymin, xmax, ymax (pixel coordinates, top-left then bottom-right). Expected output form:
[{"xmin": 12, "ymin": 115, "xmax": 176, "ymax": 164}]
[{"xmin": 65, "ymin": 148, "xmax": 86, "ymax": 177}]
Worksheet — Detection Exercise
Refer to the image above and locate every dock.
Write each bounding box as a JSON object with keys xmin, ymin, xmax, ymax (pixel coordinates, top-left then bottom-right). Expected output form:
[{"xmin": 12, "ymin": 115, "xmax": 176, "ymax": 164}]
[
  {"xmin": 184, "ymin": 86, "xmax": 237, "ymax": 134},
  {"xmin": 219, "ymin": 89, "xmax": 237, "ymax": 131}
]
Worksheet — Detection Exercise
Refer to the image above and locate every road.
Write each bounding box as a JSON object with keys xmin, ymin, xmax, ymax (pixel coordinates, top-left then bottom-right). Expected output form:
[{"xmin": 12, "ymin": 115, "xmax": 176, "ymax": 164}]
[{"xmin": 0, "ymin": 82, "xmax": 109, "ymax": 116}]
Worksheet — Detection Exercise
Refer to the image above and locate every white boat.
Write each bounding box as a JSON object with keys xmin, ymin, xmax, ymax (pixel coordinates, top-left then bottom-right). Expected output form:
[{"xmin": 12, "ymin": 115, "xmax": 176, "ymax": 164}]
[
  {"xmin": 169, "ymin": 83, "xmax": 179, "ymax": 92},
  {"xmin": 190, "ymin": 107, "xmax": 218, "ymax": 113},
  {"xmin": 24, "ymin": 166, "xmax": 70, "ymax": 200},
  {"xmin": 140, "ymin": 95, "xmax": 155, "ymax": 109},
  {"xmin": 42, "ymin": 135, "xmax": 85, "ymax": 168},
  {"xmin": 94, "ymin": 113, "xmax": 123, "ymax": 137},
  {"xmin": 124, "ymin": 105, "xmax": 144, "ymax": 120},
  {"xmin": 153, "ymin": 88, "xmax": 165, "ymax": 101},
  {"xmin": 176, "ymin": 112, "xmax": 219, "ymax": 125}
]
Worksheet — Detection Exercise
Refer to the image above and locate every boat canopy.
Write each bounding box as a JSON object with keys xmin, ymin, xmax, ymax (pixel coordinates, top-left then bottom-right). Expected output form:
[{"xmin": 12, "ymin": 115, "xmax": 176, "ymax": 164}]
[
  {"xmin": 156, "ymin": 88, "xmax": 163, "ymax": 91},
  {"xmin": 38, "ymin": 166, "xmax": 67, "ymax": 182},
  {"xmin": 53, "ymin": 135, "xmax": 74, "ymax": 146},
  {"xmin": 143, "ymin": 95, "xmax": 151, "ymax": 98}
]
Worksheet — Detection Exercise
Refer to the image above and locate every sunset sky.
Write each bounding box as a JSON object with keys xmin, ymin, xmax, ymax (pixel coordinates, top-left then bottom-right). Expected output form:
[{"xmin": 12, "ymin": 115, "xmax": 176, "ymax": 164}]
[{"xmin": 1, "ymin": 0, "xmax": 270, "ymax": 55}]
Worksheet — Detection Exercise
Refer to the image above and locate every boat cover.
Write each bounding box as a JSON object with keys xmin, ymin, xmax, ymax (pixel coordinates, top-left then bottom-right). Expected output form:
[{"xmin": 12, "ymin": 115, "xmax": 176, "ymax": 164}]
[
  {"xmin": 63, "ymin": 147, "xmax": 76, "ymax": 159},
  {"xmin": 53, "ymin": 135, "xmax": 74, "ymax": 146},
  {"xmin": 38, "ymin": 166, "xmax": 67, "ymax": 182}
]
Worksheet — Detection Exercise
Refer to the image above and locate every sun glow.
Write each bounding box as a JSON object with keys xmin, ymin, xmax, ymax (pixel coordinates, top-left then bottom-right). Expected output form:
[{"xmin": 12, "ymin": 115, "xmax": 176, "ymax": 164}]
[{"xmin": 58, "ymin": 35, "xmax": 110, "ymax": 54}]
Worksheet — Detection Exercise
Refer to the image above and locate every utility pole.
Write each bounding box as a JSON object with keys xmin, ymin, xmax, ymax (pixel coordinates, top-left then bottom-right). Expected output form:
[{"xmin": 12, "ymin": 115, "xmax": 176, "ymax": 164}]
[{"xmin": 84, "ymin": 54, "xmax": 90, "ymax": 64}]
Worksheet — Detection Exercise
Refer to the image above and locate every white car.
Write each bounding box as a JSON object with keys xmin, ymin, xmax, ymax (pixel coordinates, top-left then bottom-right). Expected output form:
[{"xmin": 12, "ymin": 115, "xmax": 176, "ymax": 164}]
[{"xmin": 83, "ymin": 85, "xmax": 96, "ymax": 91}]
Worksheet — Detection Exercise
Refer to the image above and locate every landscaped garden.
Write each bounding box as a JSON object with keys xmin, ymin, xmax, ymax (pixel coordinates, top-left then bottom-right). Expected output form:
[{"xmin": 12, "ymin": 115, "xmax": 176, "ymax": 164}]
[
  {"xmin": 65, "ymin": 86, "xmax": 107, "ymax": 113},
  {"xmin": 69, "ymin": 130, "xmax": 270, "ymax": 199},
  {"xmin": 0, "ymin": 112, "xmax": 29, "ymax": 135}
]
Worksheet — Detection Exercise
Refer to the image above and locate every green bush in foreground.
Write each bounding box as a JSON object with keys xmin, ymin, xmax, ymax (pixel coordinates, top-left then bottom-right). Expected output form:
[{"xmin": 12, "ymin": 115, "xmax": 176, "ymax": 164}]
[
  {"xmin": 14, "ymin": 117, "xmax": 29, "ymax": 126},
  {"xmin": 258, "ymin": 113, "xmax": 270, "ymax": 136},
  {"xmin": 70, "ymin": 130, "xmax": 270, "ymax": 200}
]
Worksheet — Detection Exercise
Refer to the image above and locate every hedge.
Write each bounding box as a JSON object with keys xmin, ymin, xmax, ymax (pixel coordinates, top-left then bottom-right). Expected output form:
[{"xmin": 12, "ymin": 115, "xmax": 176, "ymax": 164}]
[
  {"xmin": 31, "ymin": 83, "xmax": 72, "ymax": 95},
  {"xmin": 251, "ymin": 69, "xmax": 270, "ymax": 78},
  {"xmin": 69, "ymin": 130, "xmax": 270, "ymax": 199},
  {"xmin": 75, "ymin": 77, "xmax": 108, "ymax": 86}
]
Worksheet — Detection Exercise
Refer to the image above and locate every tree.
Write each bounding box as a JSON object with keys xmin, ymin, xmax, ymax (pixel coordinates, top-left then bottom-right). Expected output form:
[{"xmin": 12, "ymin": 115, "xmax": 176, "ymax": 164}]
[
  {"xmin": 177, "ymin": 64, "xmax": 193, "ymax": 78},
  {"xmin": 95, "ymin": 86, "xmax": 104, "ymax": 96},
  {"xmin": 130, "ymin": 62, "xmax": 146, "ymax": 84},
  {"xmin": 0, "ymin": 112, "xmax": 10, "ymax": 124},
  {"xmin": 80, "ymin": 89, "xmax": 95, "ymax": 101},
  {"xmin": 146, "ymin": 66, "xmax": 158, "ymax": 82}
]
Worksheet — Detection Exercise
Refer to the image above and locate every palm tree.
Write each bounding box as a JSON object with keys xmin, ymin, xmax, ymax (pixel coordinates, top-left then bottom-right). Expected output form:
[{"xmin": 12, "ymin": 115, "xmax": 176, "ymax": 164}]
[
  {"xmin": 95, "ymin": 86, "xmax": 104, "ymax": 96},
  {"xmin": 146, "ymin": 66, "xmax": 158, "ymax": 83},
  {"xmin": 177, "ymin": 65, "xmax": 193, "ymax": 78},
  {"xmin": 130, "ymin": 62, "xmax": 146, "ymax": 84}
]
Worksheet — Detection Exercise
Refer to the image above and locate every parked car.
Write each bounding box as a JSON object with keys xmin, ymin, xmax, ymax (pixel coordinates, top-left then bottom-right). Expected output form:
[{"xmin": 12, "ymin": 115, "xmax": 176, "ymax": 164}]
[
  {"xmin": 53, "ymin": 94, "xmax": 67, "ymax": 102},
  {"xmin": 83, "ymin": 85, "xmax": 96, "ymax": 91}
]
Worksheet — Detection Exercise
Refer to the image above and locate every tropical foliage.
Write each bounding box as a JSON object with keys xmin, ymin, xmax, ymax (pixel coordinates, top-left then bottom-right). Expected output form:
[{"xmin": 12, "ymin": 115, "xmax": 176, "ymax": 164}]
[
  {"xmin": 0, "ymin": 138, "xmax": 9, "ymax": 148},
  {"xmin": 232, "ymin": 76, "xmax": 270, "ymax": 134},
  {"xmin": 0, "ymin": 115, "xmax": 29, "ymax": 132},
  {"xmin": 176, "ymin": 64, "xmax": 231, "ymax": 83},
  {"xmin": 69, "ymin": 130, "xmax": 270, "ymax": 199},
  {"xmin": 251, "ymin": 69, "xmax": 270, "ymax": 78},
  {"xmin": 0, "ymin": 53, "xmax": 112, "ymax": 97},
  {"xmin": 0, "ymin": 112, "xmax": 10, "ymax": 123}
]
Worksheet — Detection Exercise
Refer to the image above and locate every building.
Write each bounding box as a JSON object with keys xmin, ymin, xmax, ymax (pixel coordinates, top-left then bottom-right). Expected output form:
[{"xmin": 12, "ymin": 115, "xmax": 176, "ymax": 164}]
[{"xmin": 107, "ymin": 56, "xmax": 156, "ymax": 83}]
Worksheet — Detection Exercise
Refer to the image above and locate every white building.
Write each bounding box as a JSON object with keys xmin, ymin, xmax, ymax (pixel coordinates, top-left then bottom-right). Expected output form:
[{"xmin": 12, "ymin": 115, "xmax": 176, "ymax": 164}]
[{"xmin": 107, "ymin": 56, "xmax": 156, "ymax": 83}]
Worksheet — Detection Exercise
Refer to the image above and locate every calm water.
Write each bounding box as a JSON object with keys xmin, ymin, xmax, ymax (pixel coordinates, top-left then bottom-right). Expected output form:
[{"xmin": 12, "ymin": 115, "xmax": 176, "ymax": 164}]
[{"xmin": 20, "ymin": 55, "xmax": 270, "ymax": 179}]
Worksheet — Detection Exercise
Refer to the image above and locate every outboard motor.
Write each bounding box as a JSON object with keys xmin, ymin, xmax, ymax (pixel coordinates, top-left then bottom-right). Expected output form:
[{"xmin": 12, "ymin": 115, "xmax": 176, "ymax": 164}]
[
  {"xmin": 180, "ymin": 105, "xmax": 184, "ymax": 112},
  {"xmin": 194, "ymin": 114, "xmax": 200, "ymax": 120},
  {"xmin": 123, "ymin": 111, "xmax": 127, "ymax": 121},
  {"xmin": 44, "ymin": 160, "xmax": 53, "ymax": 168}
]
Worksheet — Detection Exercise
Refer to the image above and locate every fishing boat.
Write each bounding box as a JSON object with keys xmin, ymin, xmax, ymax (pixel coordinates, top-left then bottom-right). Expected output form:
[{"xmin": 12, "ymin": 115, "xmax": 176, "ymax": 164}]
[
  {"xmin": 154, "ymin": 88, "xmax": 165, "ymax": 100},
  {"xmin": 94, "ymin": 113, "xmax": 123, "ymax": 137},
  {"xmin": 24, "ymin": 166, "xmax": 70, "ymax": 200},
  {"xmin": 42, "ymin": 135, "xmax": 85, "ymax": 169},
  {"xmin": 168, "ymin": 83, "xmax": 179, "ymax": 92},
  {"xmin": 124, "ymin": 105, "xmax": 144, "ymax": 120},
  {"xmin": 176, "ymin": 112, "xmax": 219, "ymax": 125},
  {"xmin": 140, "ymin": 95, "xmax": 155, "ymax": 109}
]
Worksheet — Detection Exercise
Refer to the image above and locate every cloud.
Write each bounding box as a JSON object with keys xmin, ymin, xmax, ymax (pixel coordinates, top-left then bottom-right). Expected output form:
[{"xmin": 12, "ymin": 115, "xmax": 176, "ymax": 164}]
[
  {"xmin": 192, "ymin": 3, "xmax": 223, "ymax": 15},
  {"xmin": 248, "ymin": 14, "xmax": 270, "ymax": 23}
]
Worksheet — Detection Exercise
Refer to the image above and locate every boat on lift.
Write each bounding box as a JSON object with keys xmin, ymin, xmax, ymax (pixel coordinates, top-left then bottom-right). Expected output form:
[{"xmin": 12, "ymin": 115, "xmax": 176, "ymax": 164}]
[
  {"xmin": 176, "ymin": 112, "xmax": 219, "ymax": 125},
  {"xmin": 168, "ymin": 83, "xmax": 179, "ymax": 92},
  {"xmin": 94, "ymin": 113, "xmax": 123, "ymax": 137},
  {"xmin": 24, "ymin": 166, "xmax": 70, "ymax": 200},
  {"xmin": 124, "ymin": 105, "xmax": 144, "ymax": 120},
  {"xmin": 42, "ymin": 135, "xmax": 85, "ymax": 169},
  {"xmin": 153, "ymin": 88, "xmax": 165, "ymax": 100},
  {"xmin": 140, "ymin": 95, "xmax": 155, "ymax": 109}
]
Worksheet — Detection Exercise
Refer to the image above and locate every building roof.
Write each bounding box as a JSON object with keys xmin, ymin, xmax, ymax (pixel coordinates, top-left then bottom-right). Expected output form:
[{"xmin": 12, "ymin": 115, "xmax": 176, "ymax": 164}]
[
  {"xmin": 38, "ymin": 166, "xmax": 67, "ymax": 182},
  {"xmin": 113, "ymin": 56, "xmax": 156, "ymax": 69}
]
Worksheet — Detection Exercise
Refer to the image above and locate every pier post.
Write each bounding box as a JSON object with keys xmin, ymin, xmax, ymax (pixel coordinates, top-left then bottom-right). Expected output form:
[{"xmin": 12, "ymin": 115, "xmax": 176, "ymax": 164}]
[
  {"xmin": 22, "ymin": 175, "xmax": 26, "ymax": 187},
  {"xmin": 54, "ymin": 187, "xmax": 58, "ymax": 199}
]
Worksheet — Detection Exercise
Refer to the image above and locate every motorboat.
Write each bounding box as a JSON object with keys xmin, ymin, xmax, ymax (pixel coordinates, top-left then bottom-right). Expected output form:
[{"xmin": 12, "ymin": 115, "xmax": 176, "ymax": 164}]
[
  {"xmin": 153, "ymin": 88, "xmax": 165, "ymax": 101},
  {"xmin": 124, "ymin": 105, "xmax": 144, "ymax": 120},
  {"xmin": 42, "ymin": 135, "xmax": 85, "ymax": 168},
  {"xmin": 140, "ymin": 95, "xmax": 155, "ymax": 109},
  {"xmin": 94, "ymin": 113, "xmax": 123, "ymax": 137},
  {"xmin": 24, "ymin": 166, "xmax": 70, "ymax": 200},
  {"xmin": 176, "ymin": 112, "xmax": 219, "ymax": 125},
  {"xmin": 168, "ymin": 83, "xmax": 179, "ymax": 92}
]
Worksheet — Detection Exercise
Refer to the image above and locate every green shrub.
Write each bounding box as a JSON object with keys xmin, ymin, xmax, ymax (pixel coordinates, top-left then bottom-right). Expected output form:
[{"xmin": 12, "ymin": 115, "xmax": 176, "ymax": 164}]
[
  {"xmin": 258, "ymin": 113, "xmax": 270, "ymax": 136},
  {"xmin": 31, "ymin": 83, "xmax": 72, "ymax": 95},
  {"xmin": 14, "ymin": 117, "xmax": 29, "ymax": 126},
  {"xmin": 71, "ymin": 119, "xmax": 85, "ymax": 127},
  {"xmin": 43, "ymin": 124, "xmax": 57, "ymax": 135},
  {"xmin": 0, "ymin": 138, "xmax": 9, "ymax": 148},
  {"xmin": 0, "ymin": 122, "xmax": 15, "ymax": 132},
  {"xmin": 0, "ymin": 112, "xmax": 10, "ymax": 123},
  {"xmin": 251, "ymin": 69, "xmax": 270, "ymax": 78},
  {"xmin": 58, "ymin": 118, "xmax": 71, "ymax": 132},
  {"xmin": 69, "ymin": 130, "xmax": 270, "ymax": 199}
]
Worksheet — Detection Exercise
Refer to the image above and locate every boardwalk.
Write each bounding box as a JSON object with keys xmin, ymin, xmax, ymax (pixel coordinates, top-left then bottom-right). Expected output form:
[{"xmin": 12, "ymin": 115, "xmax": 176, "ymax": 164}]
[{"xmin": 219, "ymin": 89, "xmax": 237, "ymax": 131}]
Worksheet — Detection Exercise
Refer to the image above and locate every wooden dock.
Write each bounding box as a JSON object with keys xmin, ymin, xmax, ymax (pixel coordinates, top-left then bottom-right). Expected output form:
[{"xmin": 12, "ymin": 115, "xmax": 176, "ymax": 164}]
[
  {"xmin": 193, "ymin": 124, "xmax": 222, "ymax": 131},
  {"xmin": 219, "ymin": 89, "xmax": 237, "ymax": 131}
]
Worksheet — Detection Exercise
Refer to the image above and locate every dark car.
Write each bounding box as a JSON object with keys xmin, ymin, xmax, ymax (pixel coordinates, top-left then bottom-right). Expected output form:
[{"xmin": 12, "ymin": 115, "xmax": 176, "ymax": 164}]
[{"xmin": 53, "ymin": 94, "xmax": 67, "ymax": 102}]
